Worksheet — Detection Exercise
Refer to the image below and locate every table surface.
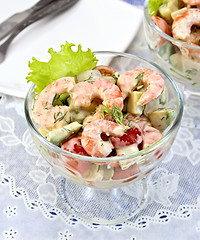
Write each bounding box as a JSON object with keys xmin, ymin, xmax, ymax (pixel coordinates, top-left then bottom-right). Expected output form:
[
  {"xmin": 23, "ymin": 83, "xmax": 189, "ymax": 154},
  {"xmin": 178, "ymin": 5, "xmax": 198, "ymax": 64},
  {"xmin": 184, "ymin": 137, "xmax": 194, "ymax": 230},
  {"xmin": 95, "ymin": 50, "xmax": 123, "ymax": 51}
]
[{"xmin": 0, "ymin": 1, "xmax": 200, "ymax": 240}]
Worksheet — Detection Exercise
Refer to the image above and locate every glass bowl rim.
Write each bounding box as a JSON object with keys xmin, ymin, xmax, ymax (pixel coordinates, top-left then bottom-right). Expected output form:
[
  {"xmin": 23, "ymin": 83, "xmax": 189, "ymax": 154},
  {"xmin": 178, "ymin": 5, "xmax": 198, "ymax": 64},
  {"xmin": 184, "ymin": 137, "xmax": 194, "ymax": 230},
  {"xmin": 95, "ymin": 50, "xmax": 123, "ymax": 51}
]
[
  {"xmin": 144, "ymin": 0, "xmax": 200, "ymax": 51},
  {"xmin": 24, "ymin": 50, "xmax": 183, "ymax": 163}
]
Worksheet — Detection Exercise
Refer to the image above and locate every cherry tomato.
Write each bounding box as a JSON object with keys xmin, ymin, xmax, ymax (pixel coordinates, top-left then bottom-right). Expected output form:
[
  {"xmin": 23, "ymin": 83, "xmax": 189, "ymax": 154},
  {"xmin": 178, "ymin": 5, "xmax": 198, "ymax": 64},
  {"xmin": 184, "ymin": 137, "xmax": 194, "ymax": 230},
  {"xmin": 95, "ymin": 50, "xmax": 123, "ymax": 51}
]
[
  {"xmin": 61, "ymin": 136, "xmax": 90, "ymax": 177},
  {"xmin": 61, "ymin": 136, "xmax": 89, "ymax": 156},
  {"xmin": 110, "ymin": 122, "xmax": 143, "ymax": 149}
]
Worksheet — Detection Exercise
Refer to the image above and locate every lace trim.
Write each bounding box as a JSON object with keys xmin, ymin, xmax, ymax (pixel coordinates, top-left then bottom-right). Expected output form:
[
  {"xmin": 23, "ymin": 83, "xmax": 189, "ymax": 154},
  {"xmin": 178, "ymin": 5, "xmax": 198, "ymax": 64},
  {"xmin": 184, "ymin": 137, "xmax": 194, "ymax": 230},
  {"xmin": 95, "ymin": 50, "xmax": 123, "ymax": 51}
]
[{"xmin": 0, "ymin": 162, "xmax": 199, "ymax": 230}]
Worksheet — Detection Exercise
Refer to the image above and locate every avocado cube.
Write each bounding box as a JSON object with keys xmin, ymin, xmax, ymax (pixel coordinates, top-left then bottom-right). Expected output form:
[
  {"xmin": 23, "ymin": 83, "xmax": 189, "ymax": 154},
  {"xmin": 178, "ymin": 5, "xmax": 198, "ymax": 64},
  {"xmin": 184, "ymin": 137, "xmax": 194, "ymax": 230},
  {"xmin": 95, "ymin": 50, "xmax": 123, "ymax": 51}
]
[
  {"xmin": 148, "ymin": 108, "xmax": 175, "ymax": 132},
  {"xmin": 127, "ymin": 91, "xmax": 144, "ymax": 115},
  {"xmin": 159, "ymin": 0, "xmax": 178, "ymax": 23}
]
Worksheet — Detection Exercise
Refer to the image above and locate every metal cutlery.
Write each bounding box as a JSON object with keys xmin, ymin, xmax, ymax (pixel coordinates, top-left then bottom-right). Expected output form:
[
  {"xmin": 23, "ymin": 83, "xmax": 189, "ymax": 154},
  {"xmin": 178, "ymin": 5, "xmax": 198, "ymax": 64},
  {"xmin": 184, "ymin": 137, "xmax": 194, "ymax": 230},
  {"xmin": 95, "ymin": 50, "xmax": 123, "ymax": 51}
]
[
  {"xmin": 0, "ymin": 0, "xmax": 57, "ymax": 41},
  {"xmin": 0, "ymin": 0, "xmax": 79, "ymax": 63}
]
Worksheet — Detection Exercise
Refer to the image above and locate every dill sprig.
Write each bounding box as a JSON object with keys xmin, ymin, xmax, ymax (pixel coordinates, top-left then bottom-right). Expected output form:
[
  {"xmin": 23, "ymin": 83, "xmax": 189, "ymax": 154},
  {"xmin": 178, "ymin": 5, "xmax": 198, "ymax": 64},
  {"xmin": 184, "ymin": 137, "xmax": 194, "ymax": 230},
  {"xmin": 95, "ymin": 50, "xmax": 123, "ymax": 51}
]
[
  {"xmin": 54, "ymin": 111, "xmax": 67, "ymax": 123},
  {"xmin": 135, "ymin": 72, "xmax": 144, "ymax": 86},
  {"xmin": 101, "ymin": 105, "xmax": 135, "ymax": 132}
]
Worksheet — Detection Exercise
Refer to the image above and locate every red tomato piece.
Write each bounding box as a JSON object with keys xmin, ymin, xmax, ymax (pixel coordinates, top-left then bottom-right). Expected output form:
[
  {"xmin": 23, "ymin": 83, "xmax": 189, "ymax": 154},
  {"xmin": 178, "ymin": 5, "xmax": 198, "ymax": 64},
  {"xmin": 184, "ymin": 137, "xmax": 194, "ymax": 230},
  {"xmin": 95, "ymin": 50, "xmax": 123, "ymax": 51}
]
[
  {"xmin": 61, "ymin": 136, "xmax": 89, "ymax": 156},
  {"xmin": 110, "ymin": 122, "xmax": 143, "ymax": 149}
]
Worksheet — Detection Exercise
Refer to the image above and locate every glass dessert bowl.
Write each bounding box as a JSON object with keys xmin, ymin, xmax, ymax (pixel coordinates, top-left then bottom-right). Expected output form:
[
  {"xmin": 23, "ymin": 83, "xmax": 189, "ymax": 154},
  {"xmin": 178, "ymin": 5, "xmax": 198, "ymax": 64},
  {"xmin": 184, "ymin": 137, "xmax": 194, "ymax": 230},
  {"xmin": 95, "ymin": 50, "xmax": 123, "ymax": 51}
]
[
  {"xmin": 24, "ymin": 51, "xmax": 183, "ymax": 224},
  {"xmin": 143, "ymin": 0, "xmax": 200, "ymax": 92}
]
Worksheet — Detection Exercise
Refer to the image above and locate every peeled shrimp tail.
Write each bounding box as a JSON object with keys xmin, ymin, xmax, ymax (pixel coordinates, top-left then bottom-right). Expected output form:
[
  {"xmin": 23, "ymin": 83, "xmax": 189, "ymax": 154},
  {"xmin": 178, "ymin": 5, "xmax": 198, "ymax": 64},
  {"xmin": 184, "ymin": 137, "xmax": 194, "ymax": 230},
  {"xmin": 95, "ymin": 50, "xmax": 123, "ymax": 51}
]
[
  {"xmin": 117, "ymin": 68, "xmax": 164, "ymax": 106},
  {"xmin": 72, "ymin": 78, "xmax": 123, "ymax": 110},
  {"xmin": 172, "ymin": 9, "xmax": 200, "ymax": 43},
  {"xmin": 33, "ymin": 77, "xmax": 75, "ymax": 130},
  {"xmin": 183, "ymin": 0, "xmax": 200, "ymax": 6},
  {"xmin": 81, "ymin": 119, "xmax": 124, "ymax": 157}
]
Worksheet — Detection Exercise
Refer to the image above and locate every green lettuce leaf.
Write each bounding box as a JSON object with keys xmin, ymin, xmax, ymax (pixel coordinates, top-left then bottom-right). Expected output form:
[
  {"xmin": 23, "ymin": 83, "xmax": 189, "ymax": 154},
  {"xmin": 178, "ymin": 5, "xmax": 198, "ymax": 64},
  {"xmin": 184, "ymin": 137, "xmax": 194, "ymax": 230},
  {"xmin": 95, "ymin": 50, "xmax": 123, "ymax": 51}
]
[
  {"xmin": 26, "ymin": 41, "xmax": 98, "ymax": 94},
  {"xmin": 149, "ymin": 0, "xmax": 167, "ymax": 16}
]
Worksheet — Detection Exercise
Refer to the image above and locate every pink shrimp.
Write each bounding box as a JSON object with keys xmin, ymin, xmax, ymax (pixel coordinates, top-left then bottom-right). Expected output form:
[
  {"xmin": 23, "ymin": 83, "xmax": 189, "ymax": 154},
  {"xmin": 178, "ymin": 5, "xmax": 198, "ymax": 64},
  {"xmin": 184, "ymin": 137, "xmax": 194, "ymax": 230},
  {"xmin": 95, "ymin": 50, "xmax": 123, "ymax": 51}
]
[
  {"xmin": 33, "ymin": 77, "xmax": 75, "ymax": 130},
  {"xmin": 151, "ymin": 16, "xmax": 171, "ymax": 46},
  {"xmin": 93, "ymin": 65, "xmax": 116, "ymax": 76},
  {"xmin": 72, "ymin": 78, "xmax": 123, "ymax": 110},
  {"xmin": 81, "ymin": 119, "xmax": 124, "ymax": 157},
  {"xmin": 142, "ymin": 125, "xmax": 163, "ymax": 149},
  {"xmin": 183, "ymin": 0, "xmax": 200, "ymax": 6},
  {"xmin": 172, "ymin": 9, "xmax": 200, "ymax": 44},
  {"xmin": 117, "ymin": 68, "xmax": 164, "ymax": 106}
]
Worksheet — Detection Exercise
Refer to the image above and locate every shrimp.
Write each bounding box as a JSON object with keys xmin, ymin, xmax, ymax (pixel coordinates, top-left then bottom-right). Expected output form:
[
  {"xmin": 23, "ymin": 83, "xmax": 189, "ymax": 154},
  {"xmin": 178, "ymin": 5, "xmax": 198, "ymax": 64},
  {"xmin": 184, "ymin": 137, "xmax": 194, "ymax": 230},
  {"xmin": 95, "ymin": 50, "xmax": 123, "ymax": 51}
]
[
  {"xmin": 33, "ymin": 77, "xmax": 75, "ymax": 130},
  {"xmin": 142, "ymin": 125, "xmax": 163, "ymax": 149},
  {"xmin": 151, "ymin": 16, "xmax": 171, "ymax": 46},
  {"xmin": 93, "ymin": 65, "xmax": 116, "ymax": 76},
  {"xmin": 172, "ymin": 9, "xmax": 200, "ymax": 44},
  {"xmin": 72, "ymin": 78, "xmax": 124, "ymax": 110},
  {"xmin": 183, "ymin": 0, "xmax": 200, "ymax": 6},
  {"xmin": 117, "ymin": 68, "xmax": 164, "ymax": 106},
  {"xmin": 81, "ymin": 119, "xmax": 124, "ymax": 157}
]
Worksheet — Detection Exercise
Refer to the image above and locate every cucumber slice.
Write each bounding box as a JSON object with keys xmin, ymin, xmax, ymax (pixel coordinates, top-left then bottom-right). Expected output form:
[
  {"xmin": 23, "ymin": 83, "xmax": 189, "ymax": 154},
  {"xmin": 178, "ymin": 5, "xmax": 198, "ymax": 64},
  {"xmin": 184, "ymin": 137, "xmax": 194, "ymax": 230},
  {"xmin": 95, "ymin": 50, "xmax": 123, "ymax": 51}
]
[{"xmin": 46, "ymin": 121, "xmax": 82, "ymax": 146}]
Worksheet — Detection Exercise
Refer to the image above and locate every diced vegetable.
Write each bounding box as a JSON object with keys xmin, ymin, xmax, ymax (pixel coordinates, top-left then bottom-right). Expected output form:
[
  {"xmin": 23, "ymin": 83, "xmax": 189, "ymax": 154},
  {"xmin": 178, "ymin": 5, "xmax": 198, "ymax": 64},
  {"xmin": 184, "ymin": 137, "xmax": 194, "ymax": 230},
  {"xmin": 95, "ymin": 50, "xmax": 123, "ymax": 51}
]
[
  {"xmin": 76, "ymin": 70, "xmax": 101, "ymax": 83},
  {"xmin": 127, "ymin": 91, "xmax": 144, "ymax": 115},
  {"xmin": 149, "ymin": 0, "xmax": 167, "ymax": 16},
  {"xmin": 158, "ymin": 0, "xmax": 178, "ymax": 23},
  {"xmin": 148, "ymin": 108, "xmax": 175, "ymax": 131},
  {"xmin": 46, "ymin": 121, "xmax": 82, "ymax": 145}
]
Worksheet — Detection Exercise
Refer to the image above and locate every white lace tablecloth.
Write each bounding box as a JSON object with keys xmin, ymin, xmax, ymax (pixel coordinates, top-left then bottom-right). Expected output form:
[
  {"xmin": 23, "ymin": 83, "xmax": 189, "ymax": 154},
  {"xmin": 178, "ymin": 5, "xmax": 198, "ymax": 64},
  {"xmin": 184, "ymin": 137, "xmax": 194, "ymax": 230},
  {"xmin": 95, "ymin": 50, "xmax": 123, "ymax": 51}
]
[{"xmin": 0, "ymin": 1, "xmax": 200, "ymax": 240}]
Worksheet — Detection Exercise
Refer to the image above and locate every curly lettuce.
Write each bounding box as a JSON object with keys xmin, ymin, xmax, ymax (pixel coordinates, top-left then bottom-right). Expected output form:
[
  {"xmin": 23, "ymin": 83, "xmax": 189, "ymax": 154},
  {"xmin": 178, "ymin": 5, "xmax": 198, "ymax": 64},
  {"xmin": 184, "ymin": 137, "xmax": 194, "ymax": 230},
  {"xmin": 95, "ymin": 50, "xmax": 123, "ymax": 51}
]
[{"xmin": 26, "ymin": 41, "xmax": 98, "ymax": 94}]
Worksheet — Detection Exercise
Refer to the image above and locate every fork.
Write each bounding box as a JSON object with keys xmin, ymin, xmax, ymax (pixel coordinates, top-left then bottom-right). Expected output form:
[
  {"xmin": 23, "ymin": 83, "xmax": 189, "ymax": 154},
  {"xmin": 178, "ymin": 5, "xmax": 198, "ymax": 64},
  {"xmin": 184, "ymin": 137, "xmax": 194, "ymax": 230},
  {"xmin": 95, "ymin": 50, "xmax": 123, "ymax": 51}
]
[
  {"xmin": 0, "ymin": 0, "xmax": 79, "ymax": 63},
  {"xmin": 0, "ymin": 0, "xmax": 56, "ymax": 41}
]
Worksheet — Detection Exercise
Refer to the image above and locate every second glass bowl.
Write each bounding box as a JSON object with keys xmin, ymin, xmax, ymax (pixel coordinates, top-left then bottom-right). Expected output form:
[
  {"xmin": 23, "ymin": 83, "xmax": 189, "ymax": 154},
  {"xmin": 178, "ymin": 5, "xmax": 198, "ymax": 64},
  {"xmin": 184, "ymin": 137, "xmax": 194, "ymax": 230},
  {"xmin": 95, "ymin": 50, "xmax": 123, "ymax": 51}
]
[{"xmin": 143, "ymin": 0, "xmax": 200, "ymax": 94}]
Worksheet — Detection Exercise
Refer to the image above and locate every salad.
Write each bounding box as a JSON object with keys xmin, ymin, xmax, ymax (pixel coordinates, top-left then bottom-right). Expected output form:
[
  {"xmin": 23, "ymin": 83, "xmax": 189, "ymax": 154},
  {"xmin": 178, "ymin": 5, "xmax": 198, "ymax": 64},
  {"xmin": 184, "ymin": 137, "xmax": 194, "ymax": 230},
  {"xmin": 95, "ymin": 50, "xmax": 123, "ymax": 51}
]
[
  {"xmin": 147, "ymin": 0, "xmax": 200, "ymax": 87},
  {"xmin": 27, "ymin": 42, "xmax": 175, "ymax": 182}
]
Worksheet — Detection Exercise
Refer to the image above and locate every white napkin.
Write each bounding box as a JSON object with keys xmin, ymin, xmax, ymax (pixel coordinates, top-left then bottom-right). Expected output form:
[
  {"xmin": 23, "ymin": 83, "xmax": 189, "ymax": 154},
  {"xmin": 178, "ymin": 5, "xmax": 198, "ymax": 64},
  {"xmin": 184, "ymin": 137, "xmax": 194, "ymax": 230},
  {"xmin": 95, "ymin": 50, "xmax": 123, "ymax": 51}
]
[{"xmin": 0, "ymin": 0, "xmax": 143, "ymax": 98}]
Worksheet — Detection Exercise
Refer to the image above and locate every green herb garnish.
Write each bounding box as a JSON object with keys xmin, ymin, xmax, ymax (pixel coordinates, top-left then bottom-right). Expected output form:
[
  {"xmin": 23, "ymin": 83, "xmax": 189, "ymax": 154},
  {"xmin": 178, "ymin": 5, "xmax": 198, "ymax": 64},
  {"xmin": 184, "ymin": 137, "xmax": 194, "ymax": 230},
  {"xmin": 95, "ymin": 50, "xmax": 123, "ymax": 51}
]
[
  {"xmin": 52, "ymin": 93, "xmax": 59, "ymax": 105},
  {"xmin": 83, "ymin": 74, "xmax": 95, "ymax": 82},
  {"xmin": 185, "ymin": 69, "xmax": 198, "ymax": 75},
  {"xmin": 112, "ymin": 72, "xmax": 120, "ymax": 80},
  {"xmin": 101, "ymin": 105, "xmax": 135, "ymax": 132},
  {"xmin": 54, "ymin": 111, "xmax": 67, "ymax": 123},
  {"xmin": 101, "ymin": 105, "xmax": 125, "ymax": 127},
  {"xmin": 136, "ymin": 72, "xmax": 144, "ymax": 86},
  {"xmin": 170, "ymin": 68, "xmax": 192, "ymax": 81}
]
